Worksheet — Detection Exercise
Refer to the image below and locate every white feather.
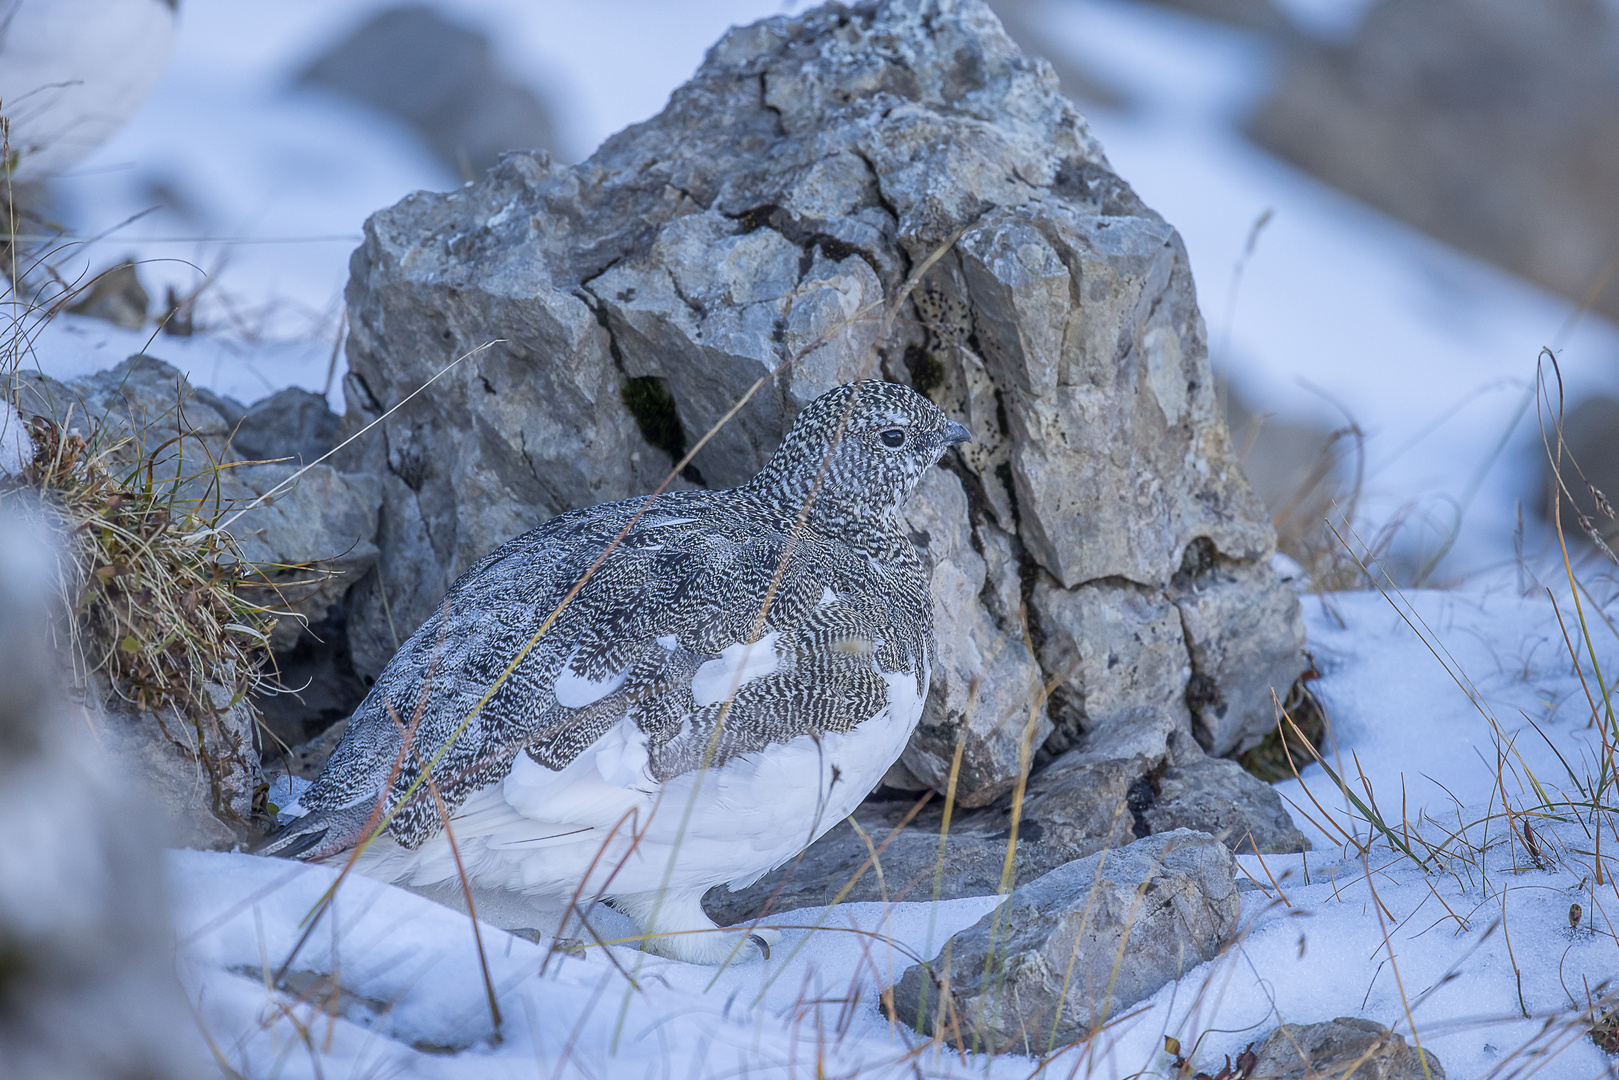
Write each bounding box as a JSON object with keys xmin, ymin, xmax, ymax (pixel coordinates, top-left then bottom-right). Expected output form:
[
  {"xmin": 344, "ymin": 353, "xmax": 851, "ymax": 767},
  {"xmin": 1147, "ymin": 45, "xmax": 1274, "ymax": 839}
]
[
  {"xmin": 689, "ymin": 633, "xmax": 782, "ymax": 707},
  {"xmin": 356, "ymin": 654, "xmax": 926, "ymax": 904},
  {"xmin": 552, "ymin": 646, "xmax": 631, "ymax": 708}
]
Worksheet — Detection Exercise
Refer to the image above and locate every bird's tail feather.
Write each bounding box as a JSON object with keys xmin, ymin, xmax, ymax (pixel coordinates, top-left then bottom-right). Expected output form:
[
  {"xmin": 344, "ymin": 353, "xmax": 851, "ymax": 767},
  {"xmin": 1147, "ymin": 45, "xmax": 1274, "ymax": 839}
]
[{"xmin": 253, "ymin": 803, "xmax": 379, "ymax": 861}]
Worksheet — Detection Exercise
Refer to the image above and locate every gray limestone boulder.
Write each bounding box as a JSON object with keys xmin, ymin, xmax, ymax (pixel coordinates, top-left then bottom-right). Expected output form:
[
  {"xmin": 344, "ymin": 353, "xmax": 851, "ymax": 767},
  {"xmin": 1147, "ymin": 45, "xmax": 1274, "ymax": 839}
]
[
  {"xmin": 342, "ymin": 0, "xmax": 1307, "ymax": 809},
  {"xmin": 1246, "ymin": 1016, "xmax": 1445, "ymax": 1080},
  {"xmin": 888, "ymin": 829, "xmax": 1240, "ymax": 1053}
]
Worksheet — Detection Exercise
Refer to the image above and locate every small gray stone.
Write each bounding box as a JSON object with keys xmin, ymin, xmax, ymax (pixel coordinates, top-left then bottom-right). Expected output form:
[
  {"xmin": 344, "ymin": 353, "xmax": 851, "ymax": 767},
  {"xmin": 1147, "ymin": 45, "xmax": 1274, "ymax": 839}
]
[
  {"xmin": 66, "ymin": 261, "xmax": 149, "ymax": 330},
  {"xmin": 1139, "ymin": 753, "xmax": 1310, "ymax": 855},
  {"xmin": 888, "ymin": 829, "xmax": 1239, "ymax": 1053},
  {"xmin": 230, "ymin": 387, "xmax": 341, "ymax": 466},
  {"xmin": 1247, "ymin": 1016, "xmax": 1445, "ymax": 1080}
]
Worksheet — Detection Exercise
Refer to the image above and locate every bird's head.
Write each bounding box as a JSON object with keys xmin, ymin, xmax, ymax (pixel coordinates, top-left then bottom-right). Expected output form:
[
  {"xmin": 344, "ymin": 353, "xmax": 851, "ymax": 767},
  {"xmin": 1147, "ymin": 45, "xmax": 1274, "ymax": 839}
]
[{"xmin": 747, "ymin": 381, "xmax": 971, "ymax": 528}]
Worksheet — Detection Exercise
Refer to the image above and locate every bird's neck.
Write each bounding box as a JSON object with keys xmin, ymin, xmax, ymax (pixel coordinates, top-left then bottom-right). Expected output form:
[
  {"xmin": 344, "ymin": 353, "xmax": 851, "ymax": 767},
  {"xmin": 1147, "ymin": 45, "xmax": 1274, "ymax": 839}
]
[{"xmin": 737, "ymin": 471, "xmax": 902, "ymax": 552}]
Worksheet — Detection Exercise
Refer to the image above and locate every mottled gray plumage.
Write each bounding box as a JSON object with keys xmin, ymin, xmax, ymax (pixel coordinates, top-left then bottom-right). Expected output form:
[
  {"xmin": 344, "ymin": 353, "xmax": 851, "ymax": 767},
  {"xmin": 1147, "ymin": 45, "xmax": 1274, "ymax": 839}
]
[{"xmin": 261, "ymin": 381, "xmax": 968, "ymax": 962}]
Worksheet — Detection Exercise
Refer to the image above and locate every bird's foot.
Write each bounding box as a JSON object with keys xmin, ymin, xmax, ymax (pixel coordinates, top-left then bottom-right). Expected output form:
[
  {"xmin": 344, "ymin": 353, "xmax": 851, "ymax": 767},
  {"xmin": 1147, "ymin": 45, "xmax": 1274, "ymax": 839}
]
[{"xmin": 611, "ymin": 890, "xmax": 781, "ymax": 965}]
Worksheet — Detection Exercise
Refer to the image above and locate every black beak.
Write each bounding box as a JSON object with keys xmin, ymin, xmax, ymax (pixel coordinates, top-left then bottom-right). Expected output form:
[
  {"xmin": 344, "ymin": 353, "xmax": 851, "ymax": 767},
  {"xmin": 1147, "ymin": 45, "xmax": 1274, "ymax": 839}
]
[{"xmin": 943, "ymin": 421, "xmax": 972, "ymax": 446}]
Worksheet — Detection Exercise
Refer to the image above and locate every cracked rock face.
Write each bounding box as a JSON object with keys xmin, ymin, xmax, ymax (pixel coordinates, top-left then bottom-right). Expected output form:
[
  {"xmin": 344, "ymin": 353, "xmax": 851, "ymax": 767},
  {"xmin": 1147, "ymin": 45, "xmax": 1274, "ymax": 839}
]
[{"xmin": 342, "ymin": 0, "xmax": 1305, "ymax": 806}]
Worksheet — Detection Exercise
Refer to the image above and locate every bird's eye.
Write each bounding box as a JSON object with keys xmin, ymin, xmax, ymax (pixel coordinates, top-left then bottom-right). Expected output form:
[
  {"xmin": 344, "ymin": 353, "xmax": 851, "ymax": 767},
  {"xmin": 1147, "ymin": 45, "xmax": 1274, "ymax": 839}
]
[{"xmin": 878, "ymin": 428, "xmax": 907, "ymax": 448}]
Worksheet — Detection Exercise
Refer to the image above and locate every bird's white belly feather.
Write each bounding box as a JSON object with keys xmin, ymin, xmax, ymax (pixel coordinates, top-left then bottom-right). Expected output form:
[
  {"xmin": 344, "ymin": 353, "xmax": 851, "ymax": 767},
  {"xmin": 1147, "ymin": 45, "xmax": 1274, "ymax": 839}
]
[{"xmin": 359, "ymin": 661, "xmax": 926, "ymax": 901}]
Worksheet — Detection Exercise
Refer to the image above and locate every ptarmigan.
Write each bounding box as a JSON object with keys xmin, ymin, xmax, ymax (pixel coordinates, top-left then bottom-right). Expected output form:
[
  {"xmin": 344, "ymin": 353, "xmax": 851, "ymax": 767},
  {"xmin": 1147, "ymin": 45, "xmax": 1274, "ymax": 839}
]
[{"xmin": 261, "ymin": 381, "xmax": 970, "ymax": 964}]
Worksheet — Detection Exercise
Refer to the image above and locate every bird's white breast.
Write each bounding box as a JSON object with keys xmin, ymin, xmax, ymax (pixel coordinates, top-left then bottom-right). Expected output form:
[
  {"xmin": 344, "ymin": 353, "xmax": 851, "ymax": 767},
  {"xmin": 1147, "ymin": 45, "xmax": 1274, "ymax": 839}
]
[{"xmin": 364, "ymin": 652, "xmax": 928, "ymax": 901}]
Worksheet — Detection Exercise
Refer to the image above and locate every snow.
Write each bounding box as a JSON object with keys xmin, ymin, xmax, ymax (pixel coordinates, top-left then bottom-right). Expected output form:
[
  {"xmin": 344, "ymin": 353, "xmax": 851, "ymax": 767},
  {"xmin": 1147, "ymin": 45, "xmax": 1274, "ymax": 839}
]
[
  {"xmin": 173, "ymin": 849, "xmax": 1010, "ymax": 1079},
  {"xmin": 16, "ymin": 0, "xmax": 1619, "ymax": 1075}
]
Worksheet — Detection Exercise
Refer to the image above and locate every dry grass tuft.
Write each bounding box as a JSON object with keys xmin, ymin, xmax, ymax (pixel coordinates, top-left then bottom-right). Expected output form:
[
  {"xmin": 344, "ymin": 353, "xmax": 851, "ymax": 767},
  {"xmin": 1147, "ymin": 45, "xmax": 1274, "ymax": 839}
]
[{"xmin": 0, "ymin": 406, "xmax": 276, "ymax": 721}]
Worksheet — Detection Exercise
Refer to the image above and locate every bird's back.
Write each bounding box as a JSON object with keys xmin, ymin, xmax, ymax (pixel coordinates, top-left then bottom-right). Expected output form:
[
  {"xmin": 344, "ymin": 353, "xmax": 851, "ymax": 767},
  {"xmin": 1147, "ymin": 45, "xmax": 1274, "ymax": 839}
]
[{"xmin": 287, "ymin": 482, "xmax": 932, "ymax": 853}]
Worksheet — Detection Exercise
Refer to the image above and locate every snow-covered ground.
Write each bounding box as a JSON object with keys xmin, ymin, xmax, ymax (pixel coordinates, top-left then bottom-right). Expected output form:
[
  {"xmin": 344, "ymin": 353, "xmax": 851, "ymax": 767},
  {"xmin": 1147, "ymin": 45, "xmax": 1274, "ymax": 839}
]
[{"xmin": 13, "ymin": 0, "xmax": 1619, "ymax": 1075}]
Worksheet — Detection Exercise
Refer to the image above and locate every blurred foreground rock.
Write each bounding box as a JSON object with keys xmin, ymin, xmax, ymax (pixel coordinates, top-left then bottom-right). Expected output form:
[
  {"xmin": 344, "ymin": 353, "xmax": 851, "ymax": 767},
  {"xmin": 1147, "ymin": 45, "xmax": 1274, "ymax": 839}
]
[
  {"xmin": 301, "ymin": 4, "xmax": 556, "ymax": 176},
  {"xmin": 888, "ymin": 829, "xmax": 1239, "ymax": 1052},
  {"xmin": 1251, "ymin": 0, "xmax": 1619, "ymax": 321},
  {"xmin": 343, "ymin": 0, "xmax": 1307, "ymax": 835},
  {"xmin": 1247, "ymin": 1016, "xmax": 1445, "ymax": 1080},
  {"xmin": 0, "ymin": 511, "xmax": 204, "ymax": 1079}
]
